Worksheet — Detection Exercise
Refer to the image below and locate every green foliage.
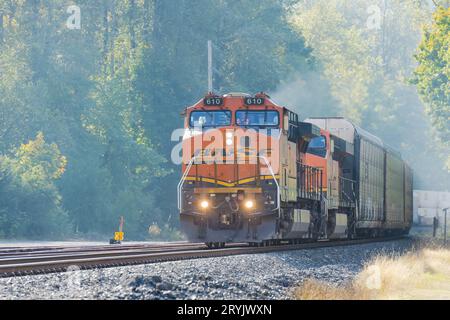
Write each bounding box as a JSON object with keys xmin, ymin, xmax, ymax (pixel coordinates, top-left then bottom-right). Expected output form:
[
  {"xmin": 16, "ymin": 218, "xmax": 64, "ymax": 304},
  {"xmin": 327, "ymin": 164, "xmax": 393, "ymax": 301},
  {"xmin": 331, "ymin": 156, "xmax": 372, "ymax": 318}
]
[
  {"xmin": 413, "ymin": 6, "xmax": 450, "ymax": 170},
  {"xmin": 0, "ymin": 0, "xmax": 446, "ymax": 239},
  {"xmin": 0, "ymin": 133, "xmax": 70, "ymax": 238},
  {"xmin": 133, "ymin": 0, "xmax": 316, "ymax": 229},
  {"xmin": 148, "ymin": 222, "xmax": 184, "ymax": 241},
  {"xmin": 0, "ymin": 0, "xmax": 314, "ymax": 239},
  {"xmin": 288, "ymin": 0, "xmax": 450, "ymax": 189},
  {"xmin": 289, "ymin": 1, "xmax": 376, "ymax": 122}
]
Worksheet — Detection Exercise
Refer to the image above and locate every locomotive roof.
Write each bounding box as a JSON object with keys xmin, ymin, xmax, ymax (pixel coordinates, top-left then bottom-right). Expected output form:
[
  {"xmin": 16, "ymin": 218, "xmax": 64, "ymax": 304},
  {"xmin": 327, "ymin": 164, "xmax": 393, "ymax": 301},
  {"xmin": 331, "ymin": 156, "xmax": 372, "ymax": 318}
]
[
  {"xmin": 305, "ymin": 117, "xmax": 402, "ymax": 158},
  {"xmin": 222, "ymin": 92, "xmax": 252, "ymax": 97},
  {"xmin": 187, "ymin": 92, "xmax": 279, "ymax": 109}
]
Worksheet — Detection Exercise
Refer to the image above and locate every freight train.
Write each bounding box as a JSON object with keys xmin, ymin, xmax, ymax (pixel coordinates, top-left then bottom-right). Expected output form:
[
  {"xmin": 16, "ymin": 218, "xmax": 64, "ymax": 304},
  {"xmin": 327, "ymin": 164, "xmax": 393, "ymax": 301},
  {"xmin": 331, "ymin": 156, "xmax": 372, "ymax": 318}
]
[{"xmin": 178, "ymin": 93, "xmax": 413, "ymax": 248}]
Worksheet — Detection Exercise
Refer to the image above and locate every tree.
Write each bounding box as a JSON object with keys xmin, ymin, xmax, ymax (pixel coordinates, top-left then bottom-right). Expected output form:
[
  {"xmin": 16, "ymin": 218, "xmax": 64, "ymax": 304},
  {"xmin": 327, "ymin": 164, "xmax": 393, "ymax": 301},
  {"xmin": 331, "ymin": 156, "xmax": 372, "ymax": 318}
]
[
  {"xmin": 12, "ymin": 0, "xmax": 314, "ymax": 236},
  {"xmin": 413, "ymin": 6, "xmax": 450, "ymax": 170},
  {"xmin": 0, "ymin": 133, "xmax": 70, "ymax": 238},
  {"xmin": 288, "ymin": 0, "xmax": 449, "ymax": 190},
  {"xmin": 133, "ymin": 0, "xmax": 316, "ymax": 226}
]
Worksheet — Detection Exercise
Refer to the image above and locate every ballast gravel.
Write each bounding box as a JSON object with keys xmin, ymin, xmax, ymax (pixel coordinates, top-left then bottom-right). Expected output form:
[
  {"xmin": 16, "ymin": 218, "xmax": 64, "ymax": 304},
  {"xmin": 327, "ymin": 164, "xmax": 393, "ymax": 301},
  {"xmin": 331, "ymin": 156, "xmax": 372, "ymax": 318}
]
[{"xmin": 0, "ymin": 239, "xmax": 415, "ymax": 300}]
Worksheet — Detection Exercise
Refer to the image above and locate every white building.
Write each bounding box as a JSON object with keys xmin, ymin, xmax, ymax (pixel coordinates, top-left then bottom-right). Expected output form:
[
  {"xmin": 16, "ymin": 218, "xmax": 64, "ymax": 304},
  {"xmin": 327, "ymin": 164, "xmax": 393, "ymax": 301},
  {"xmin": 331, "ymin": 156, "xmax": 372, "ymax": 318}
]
[{"xmin": 413, "ymin": 190, "xmax": 450, "ymax": 226}]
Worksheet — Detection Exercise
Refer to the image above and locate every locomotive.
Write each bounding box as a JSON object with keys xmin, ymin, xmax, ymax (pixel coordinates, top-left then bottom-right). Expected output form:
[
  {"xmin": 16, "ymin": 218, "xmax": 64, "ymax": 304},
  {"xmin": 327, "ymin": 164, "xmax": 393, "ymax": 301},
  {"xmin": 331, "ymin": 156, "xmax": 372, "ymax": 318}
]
[{"xmin": 178, "ymin": 93, "xmax": 413, "ymax": 248}]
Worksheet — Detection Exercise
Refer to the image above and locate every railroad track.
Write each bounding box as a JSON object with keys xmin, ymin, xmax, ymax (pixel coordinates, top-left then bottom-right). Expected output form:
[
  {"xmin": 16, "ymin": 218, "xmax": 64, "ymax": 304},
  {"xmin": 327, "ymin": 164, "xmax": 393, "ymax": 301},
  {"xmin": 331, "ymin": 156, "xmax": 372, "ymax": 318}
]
[
  {"xmin": 0, "ymin": 236, "xmax": 410, "ymax": 278},
  {"xmin": 0, "ymin": 241, "xmax": 195, "ymax": 255},
  {"xmin": 0, "ymin": 242, "xmax": 202, "ymax": 260}
]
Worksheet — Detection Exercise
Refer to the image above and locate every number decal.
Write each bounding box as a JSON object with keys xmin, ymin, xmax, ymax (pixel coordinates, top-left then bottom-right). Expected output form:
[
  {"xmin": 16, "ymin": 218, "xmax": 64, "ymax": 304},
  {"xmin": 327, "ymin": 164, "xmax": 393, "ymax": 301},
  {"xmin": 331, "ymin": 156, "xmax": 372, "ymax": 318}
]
[
  {"xmin": 204, "ymin": 97, "xmax": 223, "ymax": 106},
  {"xmin": 244, "ymin": 97, "xmax": 265, "ymax": 105}
]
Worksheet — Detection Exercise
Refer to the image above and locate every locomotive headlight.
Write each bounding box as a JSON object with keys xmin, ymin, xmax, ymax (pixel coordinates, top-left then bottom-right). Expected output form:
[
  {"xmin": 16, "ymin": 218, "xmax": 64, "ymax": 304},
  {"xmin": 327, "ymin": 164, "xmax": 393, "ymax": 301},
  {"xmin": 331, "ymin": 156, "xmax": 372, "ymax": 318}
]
[
  {"xmin": 200, "ymin": 200, "xmax": 209, "ymax": 209},
  {"xmin": 226, "ymin": 132, "xmax": 234, "ymax": 146},
  {"xmin": 244, "ymin": 200, "xmax": 254, "ymax": 209}
]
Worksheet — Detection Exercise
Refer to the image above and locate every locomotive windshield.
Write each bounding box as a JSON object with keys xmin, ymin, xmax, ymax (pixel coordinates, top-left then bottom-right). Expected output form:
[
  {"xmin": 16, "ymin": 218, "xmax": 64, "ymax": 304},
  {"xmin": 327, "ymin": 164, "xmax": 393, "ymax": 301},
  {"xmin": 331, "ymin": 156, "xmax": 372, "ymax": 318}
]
[
  {"xmin": 189, "ymin": 110, "xmax": 231, "ymax": 128},
  {"xmin": 235, "ymin": 110, "xmax": 279, "ymax": 127},
  {"xmin": 307, "ymin": 136, "xmax": 327, "ymax": 157}
]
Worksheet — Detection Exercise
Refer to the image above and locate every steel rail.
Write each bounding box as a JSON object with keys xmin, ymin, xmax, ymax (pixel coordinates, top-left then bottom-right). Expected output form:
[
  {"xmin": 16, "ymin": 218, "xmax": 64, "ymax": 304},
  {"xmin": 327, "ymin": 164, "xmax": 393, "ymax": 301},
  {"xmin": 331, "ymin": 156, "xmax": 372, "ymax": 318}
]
[
  {"xmin": 0, "ymin": 240, "xmax": 190, "ymax": 250},
  {"xmin": 0, "ymin": 242, "xmax": 197, "ymax": 256},
  {"xmin": 0, "ymin": 236, "xmax": 410, "ymax": 278},
  {"xmin": 0, "ymin": 244, "xmax": 212, "ymax": 263}
]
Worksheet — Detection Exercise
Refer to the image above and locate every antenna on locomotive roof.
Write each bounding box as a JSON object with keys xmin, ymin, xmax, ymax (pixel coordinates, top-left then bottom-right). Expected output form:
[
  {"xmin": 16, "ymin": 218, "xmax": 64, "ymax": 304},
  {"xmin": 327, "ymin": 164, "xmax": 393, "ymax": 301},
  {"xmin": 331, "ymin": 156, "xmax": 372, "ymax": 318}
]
[{"xmin": 208, "ymin": 40, "xmax": 213, "ymax": 93}]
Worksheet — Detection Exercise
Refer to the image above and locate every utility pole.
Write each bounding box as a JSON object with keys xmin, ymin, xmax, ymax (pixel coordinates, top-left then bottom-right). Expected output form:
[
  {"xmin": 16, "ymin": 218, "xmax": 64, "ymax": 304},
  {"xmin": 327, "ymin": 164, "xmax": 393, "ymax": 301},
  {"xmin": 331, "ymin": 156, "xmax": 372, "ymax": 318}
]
[
  {"xmin": 433, "ymin": 216, "xmax": 438, "ymax": 238},
  {"xmin": 119, "ymin": 216, "xmax": 124, "ymax": 234},
  {"xmin": 444, "ymin": 208, "xmax": 448, "ymax": 245},
  {"xmin": 208, "ymin": 40, "xmax": 213, "ymax": 93}
]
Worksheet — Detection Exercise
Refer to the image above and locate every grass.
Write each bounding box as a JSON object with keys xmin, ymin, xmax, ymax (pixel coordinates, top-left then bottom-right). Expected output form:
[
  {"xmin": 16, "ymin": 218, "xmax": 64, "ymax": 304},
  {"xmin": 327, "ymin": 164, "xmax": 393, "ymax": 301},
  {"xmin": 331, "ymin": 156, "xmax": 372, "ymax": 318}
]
[{"xmin": 294, "ymin": 247, "xmax": 450, "ymax": 300}]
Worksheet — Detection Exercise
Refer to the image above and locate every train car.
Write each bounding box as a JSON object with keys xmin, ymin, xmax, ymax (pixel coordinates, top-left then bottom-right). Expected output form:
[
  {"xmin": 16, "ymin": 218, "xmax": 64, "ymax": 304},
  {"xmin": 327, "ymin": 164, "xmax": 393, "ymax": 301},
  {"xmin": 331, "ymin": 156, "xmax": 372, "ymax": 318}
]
[
  {"xmin": 178, "ymin": 94, "xmax": 413, "ymax": 247},
  {"xmin": 305, "ymin": 117, "xmax": 413, "ymax": 237}
]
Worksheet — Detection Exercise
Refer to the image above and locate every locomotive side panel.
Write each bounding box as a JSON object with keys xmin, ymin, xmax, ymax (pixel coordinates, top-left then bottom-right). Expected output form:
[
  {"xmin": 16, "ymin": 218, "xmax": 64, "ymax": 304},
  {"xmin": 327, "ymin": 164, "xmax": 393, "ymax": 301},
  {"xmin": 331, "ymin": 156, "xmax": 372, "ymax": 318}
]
[
  {"xmin": 281, "ymin": 111, "xmax": 300, "ymax": 203},
  {"xmin": 287, "ymin": 141, "xmax": 298, "ymax": 202},
  {"xmin": 280, "ymin": 133, "xmax": 289, "ymax": 202}
]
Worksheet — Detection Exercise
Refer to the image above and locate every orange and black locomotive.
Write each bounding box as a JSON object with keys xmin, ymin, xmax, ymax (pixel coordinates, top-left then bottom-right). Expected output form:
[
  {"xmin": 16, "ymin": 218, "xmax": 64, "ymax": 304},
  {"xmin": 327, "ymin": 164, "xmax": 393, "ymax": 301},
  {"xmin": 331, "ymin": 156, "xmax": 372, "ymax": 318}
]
[{"xmin": 178, "ymin": 93, "xmax": 413, "ymax": 247}]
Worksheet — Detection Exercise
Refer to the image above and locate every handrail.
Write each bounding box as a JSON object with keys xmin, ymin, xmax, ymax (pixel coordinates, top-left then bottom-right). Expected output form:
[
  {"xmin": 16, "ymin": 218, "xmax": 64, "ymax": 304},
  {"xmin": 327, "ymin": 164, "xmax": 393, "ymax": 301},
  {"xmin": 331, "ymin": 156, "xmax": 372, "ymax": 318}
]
[
  {"xmin": 339, "ymin": 176, "xmax": 357, "ymax": 206},
  {"xmin": 177, "ymin": 156, "xmax": 200, "ymax": 211}
]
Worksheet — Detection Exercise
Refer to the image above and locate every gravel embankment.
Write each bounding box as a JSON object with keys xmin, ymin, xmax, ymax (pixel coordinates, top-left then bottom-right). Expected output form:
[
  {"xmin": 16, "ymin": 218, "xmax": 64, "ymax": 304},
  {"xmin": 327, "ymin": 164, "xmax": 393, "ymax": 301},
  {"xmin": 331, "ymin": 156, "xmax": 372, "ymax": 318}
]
[{"xmin": 0, "ymin": 239, "xmax": 415, "ymax": 300}]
